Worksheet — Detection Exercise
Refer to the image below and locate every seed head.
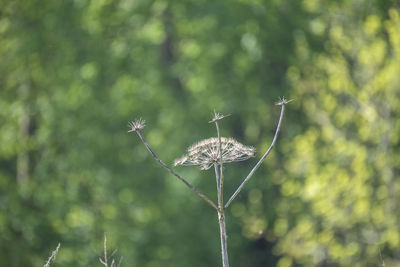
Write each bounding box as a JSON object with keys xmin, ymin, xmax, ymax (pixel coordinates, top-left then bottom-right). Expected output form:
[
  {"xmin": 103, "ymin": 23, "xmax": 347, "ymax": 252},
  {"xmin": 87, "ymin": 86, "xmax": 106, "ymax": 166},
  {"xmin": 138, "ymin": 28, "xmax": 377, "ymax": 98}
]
[
  {"xmin": 275, "ymin": 96, "xmax": 293, "ymax": 106},
  {"xmin": 209, "ymin": 111, "xmax": 230, "ymax": 123},
  {"xmin": 174, "ymin": 137, "xmax": 255, "ymax": 170},
  {"xmin": 128, "ymin": 118, "xmax": 146, "ymax": 132}
]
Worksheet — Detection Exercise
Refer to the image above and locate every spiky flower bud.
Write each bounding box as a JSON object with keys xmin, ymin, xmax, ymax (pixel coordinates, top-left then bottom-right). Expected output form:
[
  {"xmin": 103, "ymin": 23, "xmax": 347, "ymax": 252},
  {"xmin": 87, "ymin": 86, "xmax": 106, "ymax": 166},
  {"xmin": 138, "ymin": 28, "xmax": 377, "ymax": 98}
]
[
  {"xmin": 128, "ymin": 118, "xmax": 146, "ymax": 132},
  {"xmin": 275, "ymin": 96, "xmax": 293, "ymax": 106},
  {"xmin": 174, "ymin": 137, "xmax": 255, "ymax": 170},
  {"xmin": 209, "ymin": 112, "xmax": 230, "ymax": 123}
]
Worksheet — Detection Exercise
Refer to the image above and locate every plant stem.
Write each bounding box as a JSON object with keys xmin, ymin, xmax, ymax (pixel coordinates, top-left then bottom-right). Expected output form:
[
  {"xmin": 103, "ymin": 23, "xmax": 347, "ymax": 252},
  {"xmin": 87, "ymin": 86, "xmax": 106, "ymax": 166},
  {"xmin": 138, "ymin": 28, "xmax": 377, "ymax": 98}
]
[
  {"xmin": 225, "ymin": 104, "xmax": 286, "ymax": 209},
  {"xmin": 218, "ymin": 210, "xmax": 229, "ymax": 267},
  {"xmin": 102, "ymin": 234, "xmax": 108, "ymax": 267},
  {"xmin": 214, "ymin": 120, "xmax": 229, "ymax": 267},
  {"xmin": 215, "ymin": 121, "xmax": 224, "ymax": 210},
  {"xmin": 135, "ymin": 130, "xmax": 218, "ymax": 210},
  {"xmin": 43, "ymin": 243, "xmax": 61, "ymax": 267},
  {"xmin": 215, "ymin": 164, "xmax": 229, "ymax": 267}
]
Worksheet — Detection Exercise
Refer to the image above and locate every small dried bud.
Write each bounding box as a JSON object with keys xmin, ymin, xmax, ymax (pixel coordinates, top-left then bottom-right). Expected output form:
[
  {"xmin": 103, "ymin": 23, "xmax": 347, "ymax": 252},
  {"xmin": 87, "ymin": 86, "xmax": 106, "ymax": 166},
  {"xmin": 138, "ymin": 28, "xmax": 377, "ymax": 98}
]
[
  {"xmin": 275, "ymin": 96, "xmax": 293, "ymax": 106},
  {"xmin": 209, "ymin": 111, "xmax": 230, "ymax": 123},
  {"xmin": 174, "ymin": 137, "xmax": 255, "ymax": 170},
  {"xmin": 128, "ymin": 118, "xmax": 146, "ymax": 132}
]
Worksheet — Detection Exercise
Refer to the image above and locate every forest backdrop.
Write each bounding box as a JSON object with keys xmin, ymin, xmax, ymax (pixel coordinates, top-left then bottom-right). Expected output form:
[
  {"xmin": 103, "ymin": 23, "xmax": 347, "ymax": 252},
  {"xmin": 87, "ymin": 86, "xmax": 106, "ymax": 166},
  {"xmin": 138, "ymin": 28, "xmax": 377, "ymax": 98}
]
[{"xmin": 1, "ymin": 0, "xmax": 400, "ymax": 266}]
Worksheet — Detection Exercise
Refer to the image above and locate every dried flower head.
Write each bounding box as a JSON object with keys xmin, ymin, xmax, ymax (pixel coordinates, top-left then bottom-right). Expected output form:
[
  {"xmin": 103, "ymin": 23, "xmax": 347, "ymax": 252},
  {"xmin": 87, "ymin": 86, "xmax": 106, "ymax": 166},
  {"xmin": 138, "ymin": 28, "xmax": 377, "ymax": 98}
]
[
  {"xmin": 275, "ymin": 96, "xmax": 293, "ymax": 106},
  {"xmin": 128, "ymin": 118, "xmax": 146, "ymax": 132},
  {"xmin": 174, "ymin": 137, "xmax": 255, "ymax": 170},
  {"xmin": 209, "ymin": 111, "xmax": 230, "ymax": 123}
]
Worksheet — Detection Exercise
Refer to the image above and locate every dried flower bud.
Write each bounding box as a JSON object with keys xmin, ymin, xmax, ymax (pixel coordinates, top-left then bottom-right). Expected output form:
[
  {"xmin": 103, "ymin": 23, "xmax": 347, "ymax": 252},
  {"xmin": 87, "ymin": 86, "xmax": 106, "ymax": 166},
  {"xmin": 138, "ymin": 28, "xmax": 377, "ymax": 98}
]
[
  {"xmin": 209, "ymin": 111, "xmax": 230, "ymax": 123},
  {"xmin": 128, "ymin": 118, "xmax": 146, "ymax": 132},
  {"xmin": 174, "ymin": 137, "xmax": 255, "ymax": 170},
  {"xmin": 275, "ymin": 96, "xmax": 293, "ymax": 106}
]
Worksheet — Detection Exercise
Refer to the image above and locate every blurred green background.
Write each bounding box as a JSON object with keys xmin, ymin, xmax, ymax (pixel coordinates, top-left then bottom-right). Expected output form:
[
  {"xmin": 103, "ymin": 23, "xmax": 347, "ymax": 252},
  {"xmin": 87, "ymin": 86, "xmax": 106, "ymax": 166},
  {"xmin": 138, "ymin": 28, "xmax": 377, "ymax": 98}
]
[{"xmin": 1, "ymin": 0, "xmax": 399, "ymax": 266}]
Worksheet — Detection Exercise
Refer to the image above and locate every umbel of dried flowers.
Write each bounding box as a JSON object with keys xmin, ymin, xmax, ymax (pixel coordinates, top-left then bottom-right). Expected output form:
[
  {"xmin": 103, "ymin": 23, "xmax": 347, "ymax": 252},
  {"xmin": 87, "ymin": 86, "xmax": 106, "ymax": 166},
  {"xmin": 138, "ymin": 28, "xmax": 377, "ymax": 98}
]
[{"xmin": 174, "ymin": 137, "xmax": 255, "ymax": 170}]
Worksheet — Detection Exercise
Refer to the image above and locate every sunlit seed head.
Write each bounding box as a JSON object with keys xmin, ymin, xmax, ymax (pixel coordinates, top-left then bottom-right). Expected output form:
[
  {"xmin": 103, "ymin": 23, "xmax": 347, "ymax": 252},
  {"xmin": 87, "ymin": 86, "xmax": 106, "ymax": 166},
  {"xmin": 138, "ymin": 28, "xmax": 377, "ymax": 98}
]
[
  {"xmin": 128, "ymin": 118, "xmax": 146, "ymax": 132},
  {"xmin": 174, "ymin": 137, "xmax": 255, "ymax": 170}
]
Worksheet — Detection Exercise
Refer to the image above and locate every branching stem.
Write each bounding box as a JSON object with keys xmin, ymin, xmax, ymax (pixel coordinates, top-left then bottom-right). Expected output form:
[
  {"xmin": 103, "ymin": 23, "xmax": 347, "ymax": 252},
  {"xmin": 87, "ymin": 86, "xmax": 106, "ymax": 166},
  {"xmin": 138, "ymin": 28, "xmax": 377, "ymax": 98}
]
[
  {"xmin": 99, "ymin": 234, "xmax": 109, "ymax": 267},
  {"xmin": 99, "ymin": 234, "xmax": 122, "ymax": 267},
  {"xmin": 225, "ymin": 104, "xmax": 286, "ymax": 209},
  {"xmin": 131, "ymin": 99, "xmax": 289, "ymax": 267},
  {"xmin": 215, "ymin": 121, "xmax": 224, "ymax": 211},
  {"xmin": 214, "ymin": 119, "xmax": 229, "ymax": 267},
  {"xmin": 135, "ymin": 130, "xmax": 218, "ymax": 210}
]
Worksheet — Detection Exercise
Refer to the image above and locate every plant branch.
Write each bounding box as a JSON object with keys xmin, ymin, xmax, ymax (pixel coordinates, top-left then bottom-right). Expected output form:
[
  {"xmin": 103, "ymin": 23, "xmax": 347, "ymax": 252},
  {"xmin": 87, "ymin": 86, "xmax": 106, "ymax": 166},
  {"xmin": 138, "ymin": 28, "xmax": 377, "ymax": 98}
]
[
  {"xmin": 215, "ymin": 120, "xmax": 224, "ymax": 210},
  {"xmin": 135, "ymin": 130, "xmax": 218, "ymax": 210},
  {"xmin": 214, "ymin": 164, "xmax": 221, "ymax": 211},
  {"xmin": 99, "ymin": 234, "xmax": 109, "ymax": 267},
  {"xmin": 225, "ymin": 104, "xmax": 286, "ymax": 209},
  {"xmin": 214, "ymin": 163, "xmax": 229, "ymax": 267},
  {"xmin": 213, "ymin": 115, "xmax": 230, "ymax": 267},
  {"xmin": 43, "ymin": 243, "xmax": 61, "ymax": 267},
  {"xmin": 100, "ymin": 234, "xmax": 123, "ymax": 267}
]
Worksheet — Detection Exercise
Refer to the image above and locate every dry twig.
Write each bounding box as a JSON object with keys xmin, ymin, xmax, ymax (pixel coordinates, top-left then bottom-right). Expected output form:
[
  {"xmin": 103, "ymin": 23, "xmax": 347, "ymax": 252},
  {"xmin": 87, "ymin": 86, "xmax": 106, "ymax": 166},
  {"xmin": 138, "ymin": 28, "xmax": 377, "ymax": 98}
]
[
  {"xmin": 43, "ymin": 243, "xmax": 61, "ymax": 267},
  {"xmin": 99, "ymin": 234, "xmax": 123, "ymax": 267},
  {"xmin": 129, "ymin": 124, "xmax": 218, "ymax": 210}
]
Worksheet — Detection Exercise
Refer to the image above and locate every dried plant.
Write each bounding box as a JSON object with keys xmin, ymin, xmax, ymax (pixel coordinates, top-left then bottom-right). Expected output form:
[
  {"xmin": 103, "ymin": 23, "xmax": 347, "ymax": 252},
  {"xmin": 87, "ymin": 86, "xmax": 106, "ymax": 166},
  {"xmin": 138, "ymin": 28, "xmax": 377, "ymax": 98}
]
[
  {"xmin": 99, "ymin": 234, "xmax": 123, "ymax": 267},
  {"xmin": 127, "ymin": 118, "xmax": 145, "ymax": 132},
  {"xmin": 129, "ymin": 97, "xmax": 291, "ymax": 267},
  {"xmin": 43, "ymin": 243, "xmax": 61, "ymax": 267},
  {"xmin": 174, "ymin": 137, "xmax": 255, "ymax": 170}
]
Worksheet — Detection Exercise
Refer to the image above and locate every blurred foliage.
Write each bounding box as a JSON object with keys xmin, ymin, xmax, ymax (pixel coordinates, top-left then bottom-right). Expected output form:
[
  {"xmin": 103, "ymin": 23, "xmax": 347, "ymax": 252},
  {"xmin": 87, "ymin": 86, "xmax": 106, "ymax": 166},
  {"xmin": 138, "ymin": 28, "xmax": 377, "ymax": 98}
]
[
  {"xmin": 0, "ymin": 0, "xmax": 399, "ymax": 266},
  {"xmin": 273, "ymin": 1, "xmax": 400, "ymax": 266}
]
